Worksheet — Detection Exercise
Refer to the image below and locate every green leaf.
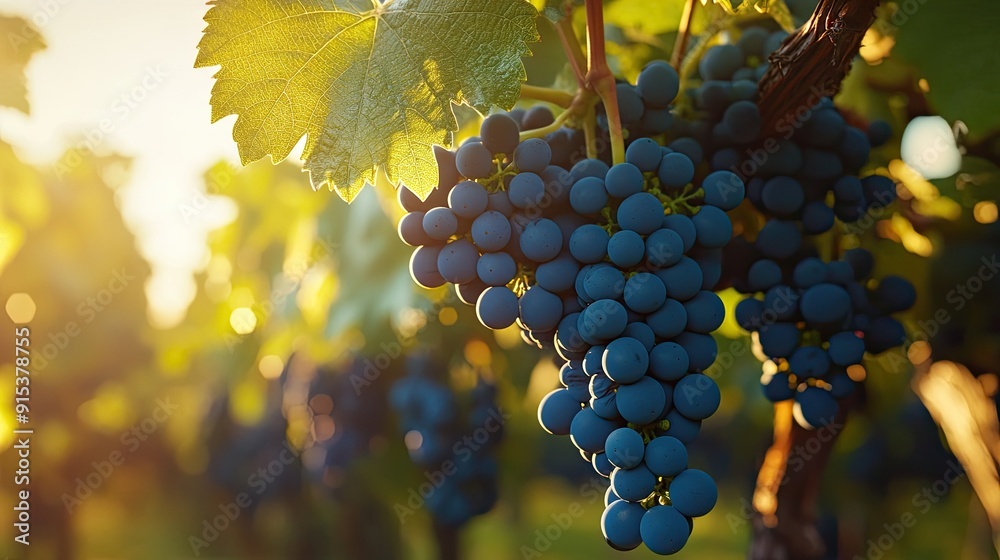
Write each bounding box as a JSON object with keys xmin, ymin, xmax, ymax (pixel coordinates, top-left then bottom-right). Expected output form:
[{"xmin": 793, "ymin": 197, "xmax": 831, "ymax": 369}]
[
  {"xmin": 196, "ymin": 0, "xmax": 539, "ymax": 202},
  {"xmin": 893, "ymin": 0, "xmax": 1000, "ymax": 140},
  {"xmin": 0, "ymin": 16, "xmax": 45, "ymax": 113},
  {"xmin": 706, "ymin": 0, "xmax": 796, "ymax": 32}
]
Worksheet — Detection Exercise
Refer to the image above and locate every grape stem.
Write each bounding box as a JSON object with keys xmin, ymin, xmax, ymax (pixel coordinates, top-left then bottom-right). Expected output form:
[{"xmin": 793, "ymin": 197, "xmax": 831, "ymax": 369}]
[
  {"xmin": 518, "ymin": 104, "xmax": 577, "ymax": 140},
  {"xmin": 519, "ymin": 84, "xmax": 574, "ymax": 108},
  {"xmin": 583, "ymin": 104, "xmax": 598, "ymax": 159},
  {"xmin": 555, "ymin": 15, "xmax": 588, "ymax": 89},
  {"xmin": 670, "ymin": 0, "xmax": 697, "ymax": 71},
  {"xmin": 583, "ymin": 0, "xmax": 625, "ymax": 165}
]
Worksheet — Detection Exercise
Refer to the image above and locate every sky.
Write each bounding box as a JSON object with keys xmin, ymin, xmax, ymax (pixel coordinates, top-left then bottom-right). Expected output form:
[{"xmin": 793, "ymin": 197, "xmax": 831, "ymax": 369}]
[{"xmin": 0, "ymin": 0, "xmax": 304, "ymax": 327}]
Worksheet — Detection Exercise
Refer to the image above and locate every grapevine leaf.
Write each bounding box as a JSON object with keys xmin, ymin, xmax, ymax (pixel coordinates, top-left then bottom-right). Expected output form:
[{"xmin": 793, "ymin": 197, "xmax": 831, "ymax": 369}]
[
  {"xmin": 703, "ymin": 0, "xmax": 796, "ymax": 32},
  {"xmin": 0, "ymin": 16, "xmax": 45, "ymax": 114},
  {"xmin": 196, "ymin": 0, "xmax": 539, "ymax": 202}
]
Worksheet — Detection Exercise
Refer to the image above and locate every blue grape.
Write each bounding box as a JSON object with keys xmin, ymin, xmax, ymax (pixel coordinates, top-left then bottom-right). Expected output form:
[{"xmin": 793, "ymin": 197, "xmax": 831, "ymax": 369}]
[
  {"xmin": 520, "ymin": 219, "xmax": 563, "ymax": 263},
  {"xmin": 645, "ymin": 228, "xmax": 685, "ymax": 269},
  {"xmin": 800, "ymin": 283, "xmax": 850, "ymax": 324},
  {"xmin": 623, "ymin": 137, "xmax": 660, "ymax": 171},
  {"xmin": 448, "ymin": 180, "xmax": 489, "ymax": 218},
  {"xmin": 602, "ymin": 500, "xmax": 645, "ymax": 551},
  {"xmin": 662, "ymin": 214, "xmax": 697, "ymax": 252},
  {"xmin": 519, "ymin": 286, "xmax": 563, "ymax": 332},
  {"xmin": 699, "ymin": 44, "xmax": 742, "ymax": 80},
  {"xmin": 476, "ymin": 286, "xmax": 519, "ymax": 329},
  {"xmin": 874, "ymin": 275, "xmax": 916, "ymax": 313},
  {"xmin": 409, "ymin": 245, "xmax": 446, "ymax": 289},
  {"xmin": 828, "ymin": 331, "xmax": 865, "ymax": 366},
  {"xmin": 509, "ymin": 172, "xmax": 545, "ymax": 209},
  {"xmin": 603, "ymin": 337, "xmax": 650, "ymax": 384},
  {"xmin": 584, "ymin": 266, "xmax": 626, "ymax": 301},
  {"xmin": 605, "ymin": 427, "xmax": 645, "ymax": 469},
  {"xmin": 423, "ymin": 207, "xmax": 458, "ymax": 241},
  {"xmin": 512, "ymin": 138, "xmax": 551, "ymax": 174},
  {"xmin": 592, "ymin": 452, "xmax": 615, "ymax": 477},
  {"xmin": 617, "ymin": 377, "xmax": 667, "ymax": 425},
  {"xmin": 662, "ymin": 409, "xmax": 701, "ymax": 443},
  {"xmin": 692, "ymin": 206, "xmax": 733, "ymax": 248},
  {"xmin": 535, "ymin": 253, "xmax": 580, "ymax": 293},
  {"xmin": 640, "ymin": 506, "xmax": 690, "ymax": 555},
  {"xmin": 644, "ymin": 436, "xmax": 687, "ymax": 477},
  {"xmin": 649, "ymin": 342, "xmax": 689, "ymax": 381},
  {"xmin": 480, "ymin": 114, "xmax": 520, "ymax": 155},
  {"xmin": 618, "ymin": 193, "xmax": 665, "ymax": 235},
  {"xmin": 455, "ymin": 141, "xmax": 494, "ymax": 179},
  {"xmin": 789, "ymin": 346, "xmax": 831, "ymax": 378},
  {"xmin": 722, "ymin": 100, "xmax": 762, "ymax": 143},
  {"xmin": 608, "ymin": 230, "xmax": 646, "ymax": 268},
  {"xmin": 437, "ymin": 239, "xmax": 479, "ymax": 284},
  {"xmin": 668, "ymin": 469, "xmax": 717, "ymax": 517},
  {"xmin": 761, "ymin": 176, "xmax": 804, "ymax": 216},
  {"xmin": 569, "ymin": 224, "xmax": 611, "ymax": 264},
  {"xmin": 570, "ymin": 407, "xmax": 621, "ymax": 453},
  {"xmin": 398, "ymin": 212, "xmax": 434, "ymax": 246},
  {"xmin": 637, "ymin": 61, "xmax": 679, "ymax": 108},
  {"xmin": 471, "ymin": 210, "xmax": 511, "ymax": 252},
  {"xmin": 673, "ymin": 374, "xmax": 720, "ymax": 420},
  {"xmin": 758, "ymin": 322, "xmax": 801, "ymax": 357},
  {"xmin": 646, "ymin": 299, "xmax": 688, "ymax": 339},
  {"xmin": 610, "ymin": 464, "xmax": 656, "ymax": 501},
  {"xmin": 624, "ymin": 322, "xmax": 656, "ymax": 353},
  {"xmin": 748, "ymin": 259, "xmax": 782, "ymax": 291},
  {"xmin": 538, "ymin": 388, "xmax": 581, "ymax": 435},
  {"xmin": 675, "ymin": 332, "xmax": 717, "ymax": 371},
  {"xmin": 701, "ymin": 171, "xmax": 745, "ymax": 211},
  {"xmin": 658, "ymin": 152, "xmax": 695, "ymax": 189},
  {"xmin": 683, "ymin": 291, "xmax": 725, "ymax": 333},
  {"xmin": 669, "ymin": 137, "xmax": 704, "ymax": 165},
  {"xmin": 624, "ymin": 273, "xmax": 667, "ymax": 314},
  {"xmin": 794, "ymin": 386, "xmax": 838, "ymax": 428},
  {"xmin": 579, "ymin": 299, "xmax": 629, "ymax": 342},
  {"xmin": 570, "ymin": 158, "xmax": 610, "ymax": 181},
  {"xmin": 606, "ymin": 163, "xmax": 645, "ymax": 198},
  {"xmin": 570, "ymin": 176, "xmax": 609, "ymax": 216}
]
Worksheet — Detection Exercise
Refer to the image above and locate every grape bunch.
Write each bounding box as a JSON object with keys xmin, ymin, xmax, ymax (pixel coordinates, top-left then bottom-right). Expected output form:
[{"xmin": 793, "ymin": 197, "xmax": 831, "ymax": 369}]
[
  {"xmin": 310, "ymin": 358, "xmax": 390, "ymax": 476},
  {"xmin": 389, "ymin": 354, "xmax": 501, "ymax": 526},
  {"xmin": 671, "ymin": 30, "xmax": 916, "ymax": 429},
  {"xmin": 733, "ymin": 248, "xmax": 916, "ymax": 428},
  {"xmin": 395, "ymin": 58, "xmax": 744, "ymax": 554}
]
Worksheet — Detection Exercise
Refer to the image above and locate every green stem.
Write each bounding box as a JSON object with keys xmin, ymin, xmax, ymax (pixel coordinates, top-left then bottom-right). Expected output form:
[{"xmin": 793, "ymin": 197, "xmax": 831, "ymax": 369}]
[
  {"xmin": 520, "ymin": 84, "xmax": 574, "ymax": 108},
  {"xmin": 555, "ymin": 15, "xmax": 588, "ymax": 89},
  {"xmin": 584, "ymin": 0, "xmax": 625, "ymax": 165},
  {"xmin": 670, "ymin": 0, "xmax": 697, "ymax": 71},
  {"xmin": 518, "ymin": 107, "xmax": 575, "ymax": 140},
  {"xmin": 584, "ymin": 105, "xmax": 598, "ymax": 160}
]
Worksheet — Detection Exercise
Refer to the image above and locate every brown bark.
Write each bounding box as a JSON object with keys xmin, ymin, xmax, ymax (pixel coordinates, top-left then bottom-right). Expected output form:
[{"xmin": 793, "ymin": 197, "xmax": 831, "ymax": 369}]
[{"xmin": 756, "ymin": 0, "xmax": 880, "ymax": 135}]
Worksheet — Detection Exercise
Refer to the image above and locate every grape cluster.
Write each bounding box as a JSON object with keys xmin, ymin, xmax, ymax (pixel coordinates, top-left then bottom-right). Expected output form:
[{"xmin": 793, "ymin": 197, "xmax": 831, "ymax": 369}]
[
  {"xmin": 311, "ymin": 358, "xmax": 390, "ymax": 475},
  {"xmin": 672, "ymin": 30, "xmax": 916, "ymax": 428},
  {"xmin": 401, "ymin": 61, "xmax": 745, "ymax": 554},
  {"xmin": 733, "ymin": 248, "xmax": 916, "ymax": 427},
  {"xmin": 683, "ymin": 28, "xmax": 897, "ymax": 236},
  {"xmin": 389, "ymin": 354, "xmax": 501, "ymax": 526}
]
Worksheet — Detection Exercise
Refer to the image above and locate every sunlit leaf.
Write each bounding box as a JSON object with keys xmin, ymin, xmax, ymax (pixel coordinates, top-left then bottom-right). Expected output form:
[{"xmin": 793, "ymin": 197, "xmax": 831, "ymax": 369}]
[{"xmin": 196, "ymin": 0, "xmax": 539, "ymax": 201}]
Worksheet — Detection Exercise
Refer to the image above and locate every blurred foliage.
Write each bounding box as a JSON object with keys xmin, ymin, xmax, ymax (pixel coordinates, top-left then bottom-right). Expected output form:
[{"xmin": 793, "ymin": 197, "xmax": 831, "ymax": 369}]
[
  {"xmin": 0, "ymin": 15, "xmax": 44, "ymax": 113},
  {"xmin": 1, "ymin": 1, "xmax": 999, "ymax": 559}
]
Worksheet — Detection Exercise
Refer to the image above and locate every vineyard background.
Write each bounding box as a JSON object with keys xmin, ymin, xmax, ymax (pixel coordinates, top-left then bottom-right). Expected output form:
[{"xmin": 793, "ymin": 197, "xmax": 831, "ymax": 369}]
[{"xmin": 0, "ymin": 0, "xmax": 998, "ymax": 559}]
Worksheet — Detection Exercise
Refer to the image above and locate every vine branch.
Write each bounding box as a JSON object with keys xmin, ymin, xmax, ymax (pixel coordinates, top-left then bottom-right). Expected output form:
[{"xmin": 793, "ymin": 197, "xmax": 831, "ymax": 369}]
[
  {"xmin": 671, "ymin": 0, "xmax": 697, "ymax": 71},
  {"xmin": 756, "ymin": 0, "xmax": 880, "ymax": 134}
]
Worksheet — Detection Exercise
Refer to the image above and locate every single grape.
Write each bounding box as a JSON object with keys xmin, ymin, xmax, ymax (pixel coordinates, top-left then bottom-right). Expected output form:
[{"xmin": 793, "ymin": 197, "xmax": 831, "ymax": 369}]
[
  {"xmin": 668, "ymin": 469, "xmax": 718, "ymax": 517},
  {"xmin": 455, "ymin": 141, "xmax": 494, "ymax": 179},
  {"xmin": 476, "ymin": 286, "xmax": 519, "ymax": 329},
  {"xmin": 513, "ymin": 138, "xmax": 552, "ymax": 173}
]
